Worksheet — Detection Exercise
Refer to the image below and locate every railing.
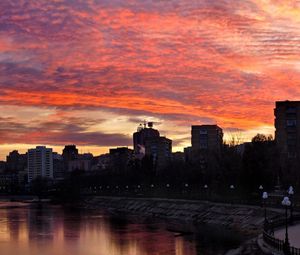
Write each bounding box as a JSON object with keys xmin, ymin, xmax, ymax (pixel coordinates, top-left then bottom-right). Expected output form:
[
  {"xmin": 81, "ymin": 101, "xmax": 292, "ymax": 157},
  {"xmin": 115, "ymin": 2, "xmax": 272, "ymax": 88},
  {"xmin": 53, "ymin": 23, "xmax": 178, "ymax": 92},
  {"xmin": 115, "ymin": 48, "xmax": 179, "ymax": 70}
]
[
  {"xmin": 263, "ymin": 216, "xmax": 300, "ymax": 255},
  {"xmin": 263, "ymin": 231, "xmax": 284, "ymax": 252}
]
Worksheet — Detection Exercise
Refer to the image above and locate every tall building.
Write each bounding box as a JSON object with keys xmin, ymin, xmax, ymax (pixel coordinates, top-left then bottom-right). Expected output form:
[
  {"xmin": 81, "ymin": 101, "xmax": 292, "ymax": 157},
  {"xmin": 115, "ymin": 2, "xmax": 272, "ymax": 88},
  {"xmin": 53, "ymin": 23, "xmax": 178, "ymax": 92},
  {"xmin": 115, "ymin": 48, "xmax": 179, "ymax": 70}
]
[
  {"xmin": 145, "ymin": 136, "xmax": 172, "ymax": 170},
  {"xmin": 275, "ymin": 101, "xmax": 300, "ymax": 159},
  {"xmin": 6, "ymin": 150, "xmax": 27, "ymax": 172},
  {"xmin": 133, "ymin": 122, "xmax": 160, "ymax": 158},
  {"xmin": 27, "ymin": 146, "xmax": 53, "ymax": 183},
  {"xmin": 62, "ymin": 145, "xmax": 78, "ymax": 162},
  {"xmin": 62, "ymin": 145, "xmax": 79, "ymax": 174},
  {"xmin": 67, "ymin": 153, "xmax": 93, "ymax": 172},
  {"xmin": 53, "ymin": 152, "xmax": 64, "ymax": 180},
  {"xmin": 191, "ymin": 125, "xmax": 223, "ymax": 152},
  {"xmin": 109, "ymin": 147, "xmax": 134, "ymax": 173}
]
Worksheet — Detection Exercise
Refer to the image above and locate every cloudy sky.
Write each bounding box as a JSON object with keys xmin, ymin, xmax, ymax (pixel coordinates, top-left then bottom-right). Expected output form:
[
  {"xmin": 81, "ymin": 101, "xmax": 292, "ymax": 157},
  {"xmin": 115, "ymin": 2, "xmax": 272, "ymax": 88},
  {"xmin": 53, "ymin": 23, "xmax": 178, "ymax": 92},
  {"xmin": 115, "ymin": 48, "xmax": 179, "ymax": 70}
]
[{"xmin": 1, "ymin": 0, "xmax": 300, "ymax": 159}]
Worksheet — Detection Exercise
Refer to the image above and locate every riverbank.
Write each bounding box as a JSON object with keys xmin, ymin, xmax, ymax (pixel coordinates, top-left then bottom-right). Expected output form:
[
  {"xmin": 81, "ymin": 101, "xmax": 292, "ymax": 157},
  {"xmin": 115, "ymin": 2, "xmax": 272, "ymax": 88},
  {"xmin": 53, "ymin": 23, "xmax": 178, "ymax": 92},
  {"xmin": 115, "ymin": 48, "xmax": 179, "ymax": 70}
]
[{"xmin": 82, "ymin": 196, "xmax": 282, "ymax": 240}]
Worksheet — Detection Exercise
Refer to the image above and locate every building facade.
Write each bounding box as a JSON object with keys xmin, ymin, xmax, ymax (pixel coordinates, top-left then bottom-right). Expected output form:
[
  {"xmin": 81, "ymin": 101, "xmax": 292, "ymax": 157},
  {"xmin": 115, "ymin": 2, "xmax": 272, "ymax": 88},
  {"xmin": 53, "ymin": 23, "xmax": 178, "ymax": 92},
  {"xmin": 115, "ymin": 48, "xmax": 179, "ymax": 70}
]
[
  {"xmin": 275, "ymin": 101, "xmax": 300, "ymax": 160},
  {"xmin": 191, "ymin": 125, "xmax": 223, "ymax": 152},
  {"xmin": 27, "ymin": 146, "xmax": 53, "ymax": 183},
  {"xmin": 133, "ymin": 122, "xmax": 160, "ymax": 158},
  {"xmin": 109, "ymin": 147, "xmax": 134, "ymax": 173},
  {"xmin": 145, "ymin": 136, "xmax": 172, "ymax": 170},
  {"xmin": 6, "ymin": 150, "xmax": 27, "ymax": 172}
]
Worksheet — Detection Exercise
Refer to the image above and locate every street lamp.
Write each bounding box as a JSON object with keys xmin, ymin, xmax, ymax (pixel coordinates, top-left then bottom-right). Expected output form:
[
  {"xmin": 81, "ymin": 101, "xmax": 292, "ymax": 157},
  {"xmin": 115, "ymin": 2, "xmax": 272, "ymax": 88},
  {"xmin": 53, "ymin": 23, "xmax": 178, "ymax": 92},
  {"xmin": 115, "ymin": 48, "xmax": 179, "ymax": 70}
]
[
  {"xmin": 288, "ymin": 186, "xmax": 294, "ymax": 224},
  {"xmin": 230, "ymin": 185, "xmax": 235, "ymax": 204},
  {"xmin": 282, "ymin": 196, "xmax": 291, "ymax": 255},
  {"xmin": 204, "ymin": 184, "xmax": 208, "ymax": 199},
  {"xmin": 262, "ymin": 191, "xmax": 268, "ymax": 230},
  {"xmin": 259, "ymin": 185, "xmax": 264, "ymax": 207}
]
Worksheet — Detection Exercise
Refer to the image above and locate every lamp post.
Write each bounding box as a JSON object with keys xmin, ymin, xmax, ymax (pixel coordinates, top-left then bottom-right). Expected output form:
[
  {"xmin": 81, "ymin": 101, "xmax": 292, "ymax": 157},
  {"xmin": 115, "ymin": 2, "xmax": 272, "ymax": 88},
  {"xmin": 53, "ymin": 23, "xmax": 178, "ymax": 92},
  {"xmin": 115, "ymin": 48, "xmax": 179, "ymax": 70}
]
[
  {"xmin": 262, "ymin": 191, "xmax": 268, "ymax": 230},
  {"xmin": 282, "ymin": 196, "xmax": 291, "ymax": 255},
  {"xmin": 184, "ymin": 183, "xmax": 189, "ymax": 196},
  {"xmin": 230, "ymin": 185, "xmax": 235, "ymax": 204},
  {"xmin": 259, "ymin": 185, "xmax": 264, "ymax": 207},
  {"xmin": 288, "ymin": 186, "xmax": 294, "ymax": 225},
  {"xmin": 204, "ymin": 184, "xmax": 208, "ymax": 199}
]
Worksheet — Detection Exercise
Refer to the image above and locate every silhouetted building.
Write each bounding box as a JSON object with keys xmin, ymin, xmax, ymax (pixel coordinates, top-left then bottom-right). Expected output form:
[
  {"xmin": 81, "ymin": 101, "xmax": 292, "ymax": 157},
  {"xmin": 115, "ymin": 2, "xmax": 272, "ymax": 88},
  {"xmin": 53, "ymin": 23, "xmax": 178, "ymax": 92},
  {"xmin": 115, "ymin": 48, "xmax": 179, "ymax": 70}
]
[
  {"xmin": 95, "ymin": 154, "xmax": 111, "ymax": 171},
  {"xmin": 234, "ymin": 142, "xmax": 251, "ymax": 155},
  {"xmin": 275, "ymin": 101, "xmax": 300, "ymax": 183},
  {"xmin": 62, "ymin": 145, "xmax": 79, "ymax": 173},
  {"xmin": 275, "ymin": 101, "xmax": 300, "ymax": 159},
  {"xmin": 133, "ymin": 122, "xmax": 160, "ymax": 158},
  {"xmin": 191, "ymin": 125, "xmax": 223, "ymax": 152},
  {"xmin": 0, "ymin": 161, "xmax": 6, "ymax": 173},
  {"xmin": 145, "ymin": 136, "xmax": 172, "ymax": 170},
  {"xmin": 184, "ymin": 146, "xmax": 193, "ymax": 162},
  {"xmin": 172, "ymin": 151, "xmax": 185, "ymax": 162},
  {"xmin": 6, "ymin": 150, "xmax": 27, "ymax": 172},
  {"xmin": 53, "ymin": 153, "xmax": 64, "ymax": 180},
  {"xmin": 0, "ymin": 172, "xmax": 18, "ymax": 193},
  {"xmin": 109, "ymin": 147, "xmax": 133, "ymax": 173},
  {"xmin": 27, "ymin": 146, "xmax": 53, "ymax": 183},
  {"xmin": 68, "ymin": 153, "xmax": 93, "ymax": 172},
  {"xmin": 62, "ymin": 145, "xmax": 78, "ymax": 162}
]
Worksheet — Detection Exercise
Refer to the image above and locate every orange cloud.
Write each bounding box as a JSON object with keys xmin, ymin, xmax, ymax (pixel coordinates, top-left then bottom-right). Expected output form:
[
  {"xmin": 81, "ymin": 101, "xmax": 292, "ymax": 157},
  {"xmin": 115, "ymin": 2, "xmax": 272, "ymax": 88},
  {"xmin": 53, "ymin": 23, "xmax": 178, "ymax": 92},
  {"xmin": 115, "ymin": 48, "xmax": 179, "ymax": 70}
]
[{"xmin": 1, "ymin": 0, "xmax": 300, "ymax": 159}]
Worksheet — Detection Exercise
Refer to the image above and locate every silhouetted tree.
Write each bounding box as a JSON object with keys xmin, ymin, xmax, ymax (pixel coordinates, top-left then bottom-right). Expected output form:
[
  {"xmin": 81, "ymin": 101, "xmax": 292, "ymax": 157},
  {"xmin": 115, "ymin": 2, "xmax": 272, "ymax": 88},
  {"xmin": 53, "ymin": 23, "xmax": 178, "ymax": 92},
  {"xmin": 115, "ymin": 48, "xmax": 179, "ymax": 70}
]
[{"xmin": 241, "ymin": 134, "xmax": 278, "ymax": 193}]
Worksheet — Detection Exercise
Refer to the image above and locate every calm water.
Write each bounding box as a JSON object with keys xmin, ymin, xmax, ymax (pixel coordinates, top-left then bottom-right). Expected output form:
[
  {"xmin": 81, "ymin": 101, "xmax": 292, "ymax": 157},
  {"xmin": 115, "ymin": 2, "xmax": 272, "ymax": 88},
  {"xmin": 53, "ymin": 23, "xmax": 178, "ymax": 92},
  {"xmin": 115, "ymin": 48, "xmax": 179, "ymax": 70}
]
[{"xmin": 0, "ymin": 202, "xmax": 238, "ymax": 255}]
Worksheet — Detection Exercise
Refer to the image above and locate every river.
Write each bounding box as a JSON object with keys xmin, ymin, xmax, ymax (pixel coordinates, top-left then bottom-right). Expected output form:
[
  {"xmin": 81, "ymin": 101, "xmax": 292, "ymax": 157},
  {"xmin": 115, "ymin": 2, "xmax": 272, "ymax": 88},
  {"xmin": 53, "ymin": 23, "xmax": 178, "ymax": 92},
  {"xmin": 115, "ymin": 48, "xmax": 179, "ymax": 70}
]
[{"xmin": 0, "ymin": 202, "xmax": 239, "ymax": 255}]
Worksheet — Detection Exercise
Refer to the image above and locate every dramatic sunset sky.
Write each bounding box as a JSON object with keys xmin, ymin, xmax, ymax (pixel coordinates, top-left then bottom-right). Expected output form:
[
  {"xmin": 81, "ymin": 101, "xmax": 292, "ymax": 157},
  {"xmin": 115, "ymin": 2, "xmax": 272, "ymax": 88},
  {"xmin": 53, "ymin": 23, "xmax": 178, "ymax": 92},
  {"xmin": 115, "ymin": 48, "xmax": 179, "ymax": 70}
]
[{"xmin": 1, "ymin": 0, "xmax": 300, "ymax": 159}]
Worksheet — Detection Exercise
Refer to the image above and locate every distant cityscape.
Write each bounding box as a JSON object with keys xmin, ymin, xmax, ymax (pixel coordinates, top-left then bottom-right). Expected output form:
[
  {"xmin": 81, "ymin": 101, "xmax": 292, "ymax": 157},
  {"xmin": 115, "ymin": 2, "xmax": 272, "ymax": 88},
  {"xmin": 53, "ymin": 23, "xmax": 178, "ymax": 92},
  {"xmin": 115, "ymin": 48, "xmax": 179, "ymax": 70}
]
[{"xmin": 0, "ymin": 100, "xmax": 299, "ymax": 195}]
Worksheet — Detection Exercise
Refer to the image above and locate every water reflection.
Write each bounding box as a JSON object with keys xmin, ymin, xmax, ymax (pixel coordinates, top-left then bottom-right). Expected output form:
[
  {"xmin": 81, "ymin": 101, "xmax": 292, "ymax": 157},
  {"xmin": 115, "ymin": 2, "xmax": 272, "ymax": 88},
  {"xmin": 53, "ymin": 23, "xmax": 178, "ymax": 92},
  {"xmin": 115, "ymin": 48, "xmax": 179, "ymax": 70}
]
[{"xmin": 0, "ymin": 202, "xmax": 235, "ymax": 255}]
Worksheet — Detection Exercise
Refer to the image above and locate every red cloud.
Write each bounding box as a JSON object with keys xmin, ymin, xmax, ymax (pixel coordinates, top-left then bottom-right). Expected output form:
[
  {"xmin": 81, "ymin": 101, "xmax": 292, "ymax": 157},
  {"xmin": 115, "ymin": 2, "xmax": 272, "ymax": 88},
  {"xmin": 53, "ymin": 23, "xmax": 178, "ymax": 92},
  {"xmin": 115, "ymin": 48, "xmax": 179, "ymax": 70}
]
[{"xmin": 1, "ymin": 0, "xmax": 300, "ymax": 153}]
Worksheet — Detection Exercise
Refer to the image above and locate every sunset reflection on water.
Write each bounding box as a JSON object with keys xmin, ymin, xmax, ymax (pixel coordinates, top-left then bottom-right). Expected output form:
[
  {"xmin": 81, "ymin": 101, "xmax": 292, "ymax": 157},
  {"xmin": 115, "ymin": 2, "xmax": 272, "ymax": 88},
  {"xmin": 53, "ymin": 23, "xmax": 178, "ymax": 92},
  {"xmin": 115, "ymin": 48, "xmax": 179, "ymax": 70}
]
[{"xmin": 0, "ymin": 203, "xmax": 201, "ymax": 255}]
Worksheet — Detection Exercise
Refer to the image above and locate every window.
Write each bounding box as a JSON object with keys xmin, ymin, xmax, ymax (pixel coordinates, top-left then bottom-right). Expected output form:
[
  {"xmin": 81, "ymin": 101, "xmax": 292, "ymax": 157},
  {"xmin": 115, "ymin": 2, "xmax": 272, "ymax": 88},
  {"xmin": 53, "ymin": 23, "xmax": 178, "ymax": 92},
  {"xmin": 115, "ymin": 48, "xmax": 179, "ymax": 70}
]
[
  {"xmin": 286, "ymin": 107, "xmax": 297, "ymax": 113},
  {"xmin": 286, "ymin": 119, "xmax": 297, "ymax": 127}
]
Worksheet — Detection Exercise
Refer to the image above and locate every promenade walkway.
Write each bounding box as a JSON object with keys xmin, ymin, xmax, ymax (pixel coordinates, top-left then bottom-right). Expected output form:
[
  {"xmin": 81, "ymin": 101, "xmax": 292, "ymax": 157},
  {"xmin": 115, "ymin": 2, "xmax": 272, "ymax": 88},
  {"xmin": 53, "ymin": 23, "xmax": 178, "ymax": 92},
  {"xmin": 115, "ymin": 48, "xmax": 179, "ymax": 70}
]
[{"xmin": 275, "ymin": 224, "xmax": 300, "ymax": 248}]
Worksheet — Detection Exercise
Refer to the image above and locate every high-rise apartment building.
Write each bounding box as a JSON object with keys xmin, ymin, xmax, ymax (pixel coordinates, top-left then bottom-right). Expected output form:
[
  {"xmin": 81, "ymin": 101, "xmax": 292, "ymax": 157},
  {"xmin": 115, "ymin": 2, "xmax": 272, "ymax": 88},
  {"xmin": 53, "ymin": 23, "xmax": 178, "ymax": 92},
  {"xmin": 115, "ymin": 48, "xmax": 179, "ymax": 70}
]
[
  {"xmin": 191, "ymin": 125, "xmax": 223, "ymax": 152},
  {"xmin": 275, "ymin": 101, "xmax": 300, "ymax": 159},
  {"xmin": 6, "ymin": 150, "xmax": 27, "ymax": 171},
  {"xmin": 133, "ymin": 122, "xmax": 160, "ymax": 158},
  {"xmin": 62, "ymin": 145, "xmax": 78, "ymax": 162},
  {"xmin": 145, "ymin": 136, "xmax": 172, "ymax": 170},
  {"xmin": 27, "ymin": 146, "xmax": 53, "ymax": 182}
]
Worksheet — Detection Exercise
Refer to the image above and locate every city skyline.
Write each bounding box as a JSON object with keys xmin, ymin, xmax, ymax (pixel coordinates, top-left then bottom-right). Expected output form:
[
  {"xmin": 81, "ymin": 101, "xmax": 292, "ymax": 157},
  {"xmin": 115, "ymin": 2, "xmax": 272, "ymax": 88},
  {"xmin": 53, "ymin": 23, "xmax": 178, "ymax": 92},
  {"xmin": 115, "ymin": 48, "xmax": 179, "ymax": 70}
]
[{"xmin": 2, "ymin": 1, "xmax": 300, "ymax": 160}]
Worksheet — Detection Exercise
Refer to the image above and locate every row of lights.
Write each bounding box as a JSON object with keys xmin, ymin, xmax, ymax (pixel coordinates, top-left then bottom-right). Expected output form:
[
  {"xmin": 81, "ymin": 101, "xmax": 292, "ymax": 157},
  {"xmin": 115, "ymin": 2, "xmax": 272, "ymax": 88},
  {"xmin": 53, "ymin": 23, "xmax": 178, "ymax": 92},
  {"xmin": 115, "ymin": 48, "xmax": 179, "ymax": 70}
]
[
  {"xmin": 88, "ymin": 184, "xmax": 212, "ymax": 189},
  {"xmin": 260, "ymin": 185, "xmax": 294, "ymax": 255}
]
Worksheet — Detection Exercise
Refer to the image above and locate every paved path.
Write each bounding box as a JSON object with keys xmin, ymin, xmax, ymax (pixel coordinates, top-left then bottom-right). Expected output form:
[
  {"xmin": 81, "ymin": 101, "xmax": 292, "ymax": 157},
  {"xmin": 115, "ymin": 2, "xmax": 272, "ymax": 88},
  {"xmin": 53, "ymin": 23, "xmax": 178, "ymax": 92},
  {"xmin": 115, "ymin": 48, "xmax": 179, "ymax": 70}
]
[{"xmin": 275, "ymin": 224, "xmax": 300, "ymax": 248}]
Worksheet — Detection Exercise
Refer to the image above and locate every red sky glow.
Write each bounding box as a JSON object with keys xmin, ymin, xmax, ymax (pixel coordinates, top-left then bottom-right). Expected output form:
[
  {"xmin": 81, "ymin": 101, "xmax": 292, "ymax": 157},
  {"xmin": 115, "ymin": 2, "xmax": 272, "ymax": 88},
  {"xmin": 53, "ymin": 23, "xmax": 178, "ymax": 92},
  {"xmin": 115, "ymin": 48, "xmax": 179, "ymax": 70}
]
[{"xmin": 1, "ymin": 0, "xmax": 300, "ymax": 159}]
